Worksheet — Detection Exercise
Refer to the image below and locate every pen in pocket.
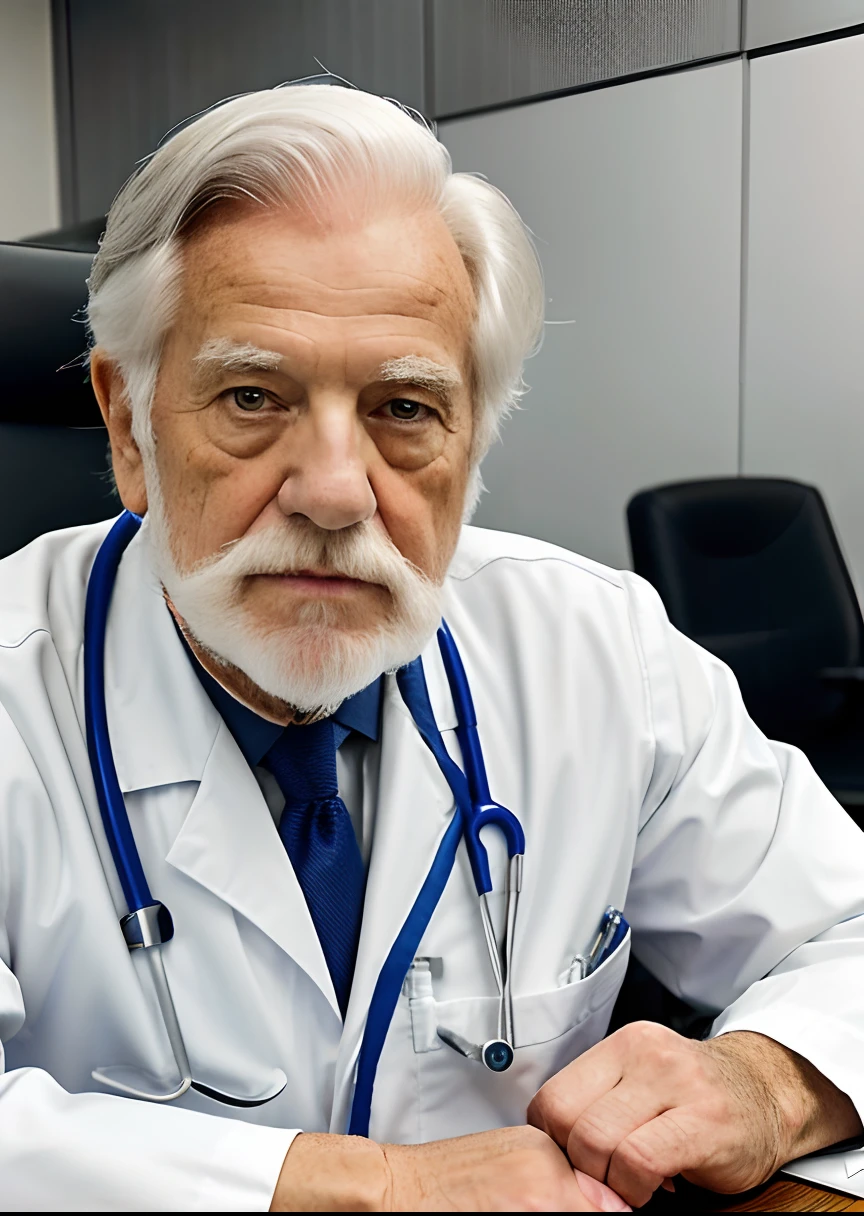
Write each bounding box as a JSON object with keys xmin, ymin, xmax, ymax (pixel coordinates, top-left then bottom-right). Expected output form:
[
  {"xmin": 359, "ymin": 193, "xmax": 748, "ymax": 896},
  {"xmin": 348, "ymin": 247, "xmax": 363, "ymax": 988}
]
[{"xmin": 574, "ymin": 906, "xmax": 629, "ymax": 980}]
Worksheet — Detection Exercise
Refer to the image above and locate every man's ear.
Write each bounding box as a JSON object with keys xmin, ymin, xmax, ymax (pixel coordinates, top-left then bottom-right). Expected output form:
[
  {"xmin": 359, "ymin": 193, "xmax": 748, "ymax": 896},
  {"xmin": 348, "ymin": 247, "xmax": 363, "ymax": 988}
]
[{"xmin": 89, "ymin": 348, "xmax": 149, "ymax": 516}]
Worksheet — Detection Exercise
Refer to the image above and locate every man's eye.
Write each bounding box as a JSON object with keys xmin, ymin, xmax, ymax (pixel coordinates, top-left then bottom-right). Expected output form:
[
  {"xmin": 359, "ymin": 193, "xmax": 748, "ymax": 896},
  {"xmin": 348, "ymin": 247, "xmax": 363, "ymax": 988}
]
[
  {"xmin": 233, "ymin": 387, "xmax": 268, "ymax": 412},
  {"xmin": 385, "ymin": 399, "xmax": 424, "ymax": 421}
]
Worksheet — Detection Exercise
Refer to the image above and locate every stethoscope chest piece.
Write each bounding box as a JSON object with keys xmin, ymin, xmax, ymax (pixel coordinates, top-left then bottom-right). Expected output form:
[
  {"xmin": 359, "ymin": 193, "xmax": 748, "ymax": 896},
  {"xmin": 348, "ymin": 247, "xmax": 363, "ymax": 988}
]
[
  {"xmin": 482, "ymin": 1039, "xmax": 515, "ymax": 1072},
  {"xmin": 436, "ymin": 1025, "xmax": 515, "ymax": 1072}
]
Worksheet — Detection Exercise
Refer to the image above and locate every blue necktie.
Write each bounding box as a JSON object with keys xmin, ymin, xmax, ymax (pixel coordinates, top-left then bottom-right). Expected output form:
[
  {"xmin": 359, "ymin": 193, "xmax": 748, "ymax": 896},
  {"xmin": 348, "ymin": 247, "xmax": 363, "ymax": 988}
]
[{"xmin": 262, "ymin": 720, "xmax": 365, "ymax": 1017}]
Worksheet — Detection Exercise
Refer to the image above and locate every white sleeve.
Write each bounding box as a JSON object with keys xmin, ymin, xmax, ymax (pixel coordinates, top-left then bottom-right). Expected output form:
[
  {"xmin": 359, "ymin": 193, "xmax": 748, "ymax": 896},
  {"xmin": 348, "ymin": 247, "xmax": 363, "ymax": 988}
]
[
  {"xmin": 0, "ymin": 972, "xmax": 297, "ymax": 1212},
  {"xmin": 0, "ymin": 704, "xmax": 296, "ymax": 1212},
  {"xmin": 622, "ymin": 572, "xmax": 864, "ymax": 1116},
  {"xmin": 0, "ymin": 994, "xmax": 297, "ymax": 1213}
]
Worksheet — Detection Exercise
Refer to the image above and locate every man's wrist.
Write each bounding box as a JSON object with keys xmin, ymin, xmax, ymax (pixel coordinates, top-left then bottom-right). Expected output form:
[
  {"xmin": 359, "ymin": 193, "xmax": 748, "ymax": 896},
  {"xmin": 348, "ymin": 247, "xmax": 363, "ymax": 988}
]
[
  {"xmin": 706, "ymin": 1030, "xmax": 862, "ymax": 1162},
  {"xmin": 270, "ymin": 1132, "xmax": 391, "ymax": 1212}
]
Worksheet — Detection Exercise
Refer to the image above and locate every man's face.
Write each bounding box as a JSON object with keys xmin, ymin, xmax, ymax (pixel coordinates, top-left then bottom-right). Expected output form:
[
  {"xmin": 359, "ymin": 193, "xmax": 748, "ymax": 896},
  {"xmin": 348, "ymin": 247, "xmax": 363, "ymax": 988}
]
[{"xmin": 97, "ymin": 202, "xmax": 477, "ymax": 704}]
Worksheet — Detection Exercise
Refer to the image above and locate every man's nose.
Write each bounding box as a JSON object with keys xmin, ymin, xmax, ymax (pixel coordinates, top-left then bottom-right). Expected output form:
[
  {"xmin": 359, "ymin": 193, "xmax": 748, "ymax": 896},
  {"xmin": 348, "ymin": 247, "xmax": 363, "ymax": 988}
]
[{"xmin": 275, "ymin": 401, "xmax": 377, "ymax": 530}]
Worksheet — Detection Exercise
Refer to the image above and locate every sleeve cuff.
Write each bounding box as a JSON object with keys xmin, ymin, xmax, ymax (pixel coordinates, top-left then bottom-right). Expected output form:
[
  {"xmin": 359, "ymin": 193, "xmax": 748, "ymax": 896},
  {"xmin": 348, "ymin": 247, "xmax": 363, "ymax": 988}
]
[{"xmin": 197, "ymin": 1121, "xmax": 300, "ymax": 1212}]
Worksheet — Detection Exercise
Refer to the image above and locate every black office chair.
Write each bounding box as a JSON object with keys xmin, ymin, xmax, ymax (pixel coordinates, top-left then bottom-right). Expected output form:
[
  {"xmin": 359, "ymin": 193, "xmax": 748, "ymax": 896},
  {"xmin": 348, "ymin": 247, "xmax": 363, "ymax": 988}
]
[
  {"xmin": 0, "ymin": 242, "xmax": 118, "ymax": 559},
  {"xmin": 627, "ymin": 478, "xmax": 864, "ymax": 804}
]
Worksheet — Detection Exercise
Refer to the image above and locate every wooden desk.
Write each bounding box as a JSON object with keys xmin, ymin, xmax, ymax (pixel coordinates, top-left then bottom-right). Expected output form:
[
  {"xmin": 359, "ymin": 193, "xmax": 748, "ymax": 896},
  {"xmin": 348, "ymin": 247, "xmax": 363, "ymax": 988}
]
[
  {"xmin": 717, "ymin": 1179, "xmax": 864, "ymax": 1211},
  {"xmin": 646, "ymin": 1175, "xmax": 864, "ymax": 1212}
]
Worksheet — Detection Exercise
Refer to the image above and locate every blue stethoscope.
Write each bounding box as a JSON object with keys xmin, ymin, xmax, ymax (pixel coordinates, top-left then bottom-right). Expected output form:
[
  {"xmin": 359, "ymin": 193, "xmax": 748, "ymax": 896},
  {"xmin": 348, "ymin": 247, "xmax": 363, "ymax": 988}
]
[{"xmin": 85, "ymin": 511, "xmax": 525, "ymax": 1136}]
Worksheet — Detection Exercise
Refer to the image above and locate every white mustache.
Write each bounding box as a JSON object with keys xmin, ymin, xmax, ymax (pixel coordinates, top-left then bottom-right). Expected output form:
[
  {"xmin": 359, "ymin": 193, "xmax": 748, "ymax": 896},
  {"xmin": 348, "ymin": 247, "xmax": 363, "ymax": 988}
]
[
  {"xmin": 150, "ymin": 512, "xmax": 445, "ymax": 712},
  {"xmin": 188, "ymin": 517, "xmax": 431, "ymax": 597}
]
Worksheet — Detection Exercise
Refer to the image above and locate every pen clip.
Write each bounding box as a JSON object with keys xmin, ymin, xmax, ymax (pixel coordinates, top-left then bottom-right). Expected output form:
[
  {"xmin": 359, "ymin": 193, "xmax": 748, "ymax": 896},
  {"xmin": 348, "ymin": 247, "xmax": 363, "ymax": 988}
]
[{"xmin": 583, "ymin": 907, "xmax": 624, "ymax": 977}]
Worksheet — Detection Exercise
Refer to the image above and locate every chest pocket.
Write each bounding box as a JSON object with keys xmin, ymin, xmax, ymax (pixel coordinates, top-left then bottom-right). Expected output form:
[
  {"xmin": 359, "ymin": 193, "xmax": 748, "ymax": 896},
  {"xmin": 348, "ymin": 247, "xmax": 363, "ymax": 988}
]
[{"xmin": 401, "ymin": 930, "xmax": 631, "ymax": 1143}]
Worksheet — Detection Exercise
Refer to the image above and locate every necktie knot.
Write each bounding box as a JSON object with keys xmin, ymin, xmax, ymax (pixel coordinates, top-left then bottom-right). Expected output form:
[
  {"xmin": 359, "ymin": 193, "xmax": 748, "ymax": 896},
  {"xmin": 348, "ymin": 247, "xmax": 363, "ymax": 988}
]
[{"xmin": 263, "ymin": 718, "xmax": 339, "ymax": 806}]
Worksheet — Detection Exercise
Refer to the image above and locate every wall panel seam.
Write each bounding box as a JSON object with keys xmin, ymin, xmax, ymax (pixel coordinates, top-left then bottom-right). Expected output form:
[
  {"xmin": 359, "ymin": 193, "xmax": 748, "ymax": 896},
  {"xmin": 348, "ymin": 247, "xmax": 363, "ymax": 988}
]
[{"xmin": 738, "ymin": 53, "xmax": 750, "ymax": 476}]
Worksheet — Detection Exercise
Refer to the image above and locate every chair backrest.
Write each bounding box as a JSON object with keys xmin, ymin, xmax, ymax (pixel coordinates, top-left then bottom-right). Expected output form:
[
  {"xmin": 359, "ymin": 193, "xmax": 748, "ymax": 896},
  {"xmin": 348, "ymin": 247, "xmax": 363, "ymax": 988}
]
[
  {"xmin": 0, "ymin": 242, "xmax": 118, "ymax": 559},
  {"xmin": 627, "ymin": 477, "xmax": 864, "ymax": 741}
]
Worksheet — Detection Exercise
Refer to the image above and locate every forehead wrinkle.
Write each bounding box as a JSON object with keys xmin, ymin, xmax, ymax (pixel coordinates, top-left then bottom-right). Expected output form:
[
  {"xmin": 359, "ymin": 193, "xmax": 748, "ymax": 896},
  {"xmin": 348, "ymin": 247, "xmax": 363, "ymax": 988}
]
[
  {"xmin": 224, "ymin": 267, "xmax": 455, "ymax": 317},
  {"xmin": 228, "ymin": 263, "xmax": 454, "ymax": 298}
]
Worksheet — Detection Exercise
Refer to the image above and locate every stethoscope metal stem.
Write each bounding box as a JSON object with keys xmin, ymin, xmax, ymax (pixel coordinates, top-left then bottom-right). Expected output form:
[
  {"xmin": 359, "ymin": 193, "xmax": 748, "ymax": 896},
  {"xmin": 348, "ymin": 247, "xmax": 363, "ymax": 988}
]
[
  {"xmin": 93, "ymin": 940, "xmax": 288, "ymax": 1107},
  {"xmin": 502, "ymin": 855, "xmax": 522, "ymax": 1049},
  {"xmin": 479, "ymin": 893, "xmax": 504, "ymax": 997},
  {"xmin": 92, "ymin": 949, "xmax": 193, "ymax": 1103}
]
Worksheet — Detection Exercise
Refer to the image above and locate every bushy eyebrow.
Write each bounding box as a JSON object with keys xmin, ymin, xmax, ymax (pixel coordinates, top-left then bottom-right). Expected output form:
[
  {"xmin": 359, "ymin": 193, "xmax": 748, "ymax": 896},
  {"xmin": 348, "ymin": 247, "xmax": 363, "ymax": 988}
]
[
  {"xmin": 377, "ymin": 356, "xmax": 462, "ymax": 406},
  {"xmin": 189, "ymin": 343, "xmax": 463, "ymax": 415},
  {"xmin": 191, "ymin": 338, "xmax": 283, "ymax": 393}
]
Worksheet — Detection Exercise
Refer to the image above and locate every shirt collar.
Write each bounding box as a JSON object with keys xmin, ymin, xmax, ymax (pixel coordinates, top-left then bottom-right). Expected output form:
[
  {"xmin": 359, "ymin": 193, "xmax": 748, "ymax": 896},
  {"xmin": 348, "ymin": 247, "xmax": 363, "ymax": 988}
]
[{"xmin": 173, "ymin": 613, "xmax": 382, "ymax": 767}]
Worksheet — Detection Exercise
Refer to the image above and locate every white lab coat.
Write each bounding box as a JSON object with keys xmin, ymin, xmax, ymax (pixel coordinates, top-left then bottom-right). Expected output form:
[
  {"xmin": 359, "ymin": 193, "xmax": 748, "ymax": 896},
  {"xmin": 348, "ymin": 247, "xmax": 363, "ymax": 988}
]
[{"xmin": 2, "ymin": 519, "xmax": 864, "ymax": 1211}]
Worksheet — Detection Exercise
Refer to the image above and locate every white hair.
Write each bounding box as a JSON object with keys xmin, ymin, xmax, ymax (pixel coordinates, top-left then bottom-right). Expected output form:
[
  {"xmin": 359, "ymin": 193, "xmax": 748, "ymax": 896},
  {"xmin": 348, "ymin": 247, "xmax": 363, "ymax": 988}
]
[{"xmin": 86, "ymin": 85, "xmax": 544, "ymax": 467}]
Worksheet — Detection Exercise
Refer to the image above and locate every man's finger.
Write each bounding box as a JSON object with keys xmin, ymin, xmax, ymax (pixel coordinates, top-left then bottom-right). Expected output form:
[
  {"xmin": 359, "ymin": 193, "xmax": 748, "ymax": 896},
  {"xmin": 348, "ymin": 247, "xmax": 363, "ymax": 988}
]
[
  {"xmin": 528, "ymin": 1034, "xmax": 627, "ymax": 1144},
  {"xmin": 573, "ymin": 1170, "xmax": 632, "ymax": 1213},
  {"xmin": 529, "ymin": 1022, "xmax": 700, "ymax": 1150},
  {"xmin": 565, "ymin": 1082, "xmax": 667, "ymax": 1183},
  {"xmin": 606, "ymin": 1108, "xmax": 705, "ymax": 1208}
]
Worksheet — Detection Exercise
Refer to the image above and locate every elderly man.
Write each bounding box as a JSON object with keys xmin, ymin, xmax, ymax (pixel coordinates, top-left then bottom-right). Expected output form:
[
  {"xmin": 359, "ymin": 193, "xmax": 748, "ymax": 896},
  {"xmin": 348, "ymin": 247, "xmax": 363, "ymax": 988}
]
[{"xmin": 1, "ymin": 84, "xmax": 863, "ymax": 1213}]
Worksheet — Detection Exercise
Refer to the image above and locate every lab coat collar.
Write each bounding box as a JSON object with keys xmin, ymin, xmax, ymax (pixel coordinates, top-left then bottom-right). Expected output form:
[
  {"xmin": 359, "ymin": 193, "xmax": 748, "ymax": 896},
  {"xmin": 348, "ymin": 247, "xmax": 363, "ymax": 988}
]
[{"xmin": 105, "ymin": 526, "xmax": 221, "ymax": 794}]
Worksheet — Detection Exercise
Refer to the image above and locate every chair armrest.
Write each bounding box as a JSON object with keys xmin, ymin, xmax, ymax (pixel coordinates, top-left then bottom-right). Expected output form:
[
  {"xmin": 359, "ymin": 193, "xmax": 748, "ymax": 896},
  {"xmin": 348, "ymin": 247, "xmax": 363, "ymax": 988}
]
[{"xmin": 820, "ymin": 667, "xmax": 864, "ymax": 682}]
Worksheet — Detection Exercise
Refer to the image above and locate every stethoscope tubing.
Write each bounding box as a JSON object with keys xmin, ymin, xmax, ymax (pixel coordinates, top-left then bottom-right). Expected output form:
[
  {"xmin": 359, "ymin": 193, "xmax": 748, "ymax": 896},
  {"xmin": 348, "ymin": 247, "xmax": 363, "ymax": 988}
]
[
  {"xmin": 437, "ymin": 620, "xmax": 492, "ymax": 805},
  {"xmin": 85, "ymin": 513, "xmax": 286, "ymax": 1107},
  {"xmin": 83, "ymin": 511, "xmax": 524, "ymax": 1130},
  {"xmin": 84, "ymin": 510, "xmax": 153, "ymax": 914},
  {"xmin": 437, "ymin": 622, "xmax": 526, "ymax": 882}
]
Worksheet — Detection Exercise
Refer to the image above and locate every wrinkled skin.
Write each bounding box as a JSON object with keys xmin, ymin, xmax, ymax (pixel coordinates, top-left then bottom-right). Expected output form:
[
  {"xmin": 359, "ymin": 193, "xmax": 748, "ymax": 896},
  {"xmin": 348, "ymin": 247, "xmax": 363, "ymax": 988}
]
[{"xmin": 528, "ymin": 1023, "xmax": 862, "ymax": 1209}]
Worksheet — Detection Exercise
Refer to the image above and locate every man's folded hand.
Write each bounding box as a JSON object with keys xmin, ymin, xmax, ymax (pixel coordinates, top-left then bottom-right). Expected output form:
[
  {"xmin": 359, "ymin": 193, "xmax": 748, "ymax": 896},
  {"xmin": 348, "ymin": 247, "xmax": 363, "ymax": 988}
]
[{"xmin": 528, "ymin": 1022, "xmax": 863, "ymax": 1208}]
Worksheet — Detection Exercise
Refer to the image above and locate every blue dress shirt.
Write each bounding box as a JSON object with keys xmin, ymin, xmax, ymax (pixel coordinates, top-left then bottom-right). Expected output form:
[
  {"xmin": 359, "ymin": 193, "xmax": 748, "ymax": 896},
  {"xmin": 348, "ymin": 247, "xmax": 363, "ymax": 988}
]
[
  {"xmin": 172, "ymin": 617, "xmax": 382, "ymax": 855},
  {"xmin": 182, "ymin": 642, "xmax": 382, "ymax": 765}
]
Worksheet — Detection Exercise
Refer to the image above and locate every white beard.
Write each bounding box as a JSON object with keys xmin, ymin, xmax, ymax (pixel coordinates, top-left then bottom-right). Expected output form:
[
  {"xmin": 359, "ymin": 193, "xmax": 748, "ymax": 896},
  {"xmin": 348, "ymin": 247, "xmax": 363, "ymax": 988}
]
[{"xmin": 143, "ymin": 494, "xmax": 444, "ymax": 715}]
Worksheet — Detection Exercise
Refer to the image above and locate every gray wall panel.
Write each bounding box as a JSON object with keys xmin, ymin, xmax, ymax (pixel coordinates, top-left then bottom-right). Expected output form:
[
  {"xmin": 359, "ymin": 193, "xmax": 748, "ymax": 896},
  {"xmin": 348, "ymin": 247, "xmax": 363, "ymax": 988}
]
[
  {"xmin": 745, "ymin": 0, "xmax": 864, "ymax": 50},
  {"xmin": 0, "ymin": 0, "xmax": 59, "ymax": 240},
  {"xmin": 432, "ymin": 0, "xmax": 739, "ymax": 117},
  {"xmin": 64, "ymin": 0, "xmax": 425, "ymax": 220},
  {"xmin": 440, "ymin": 60, "xmax": 742, "ymax": 569},
  {"xmin": 743, "ymin": 34, "xmax": 864, "ymax": 599}
]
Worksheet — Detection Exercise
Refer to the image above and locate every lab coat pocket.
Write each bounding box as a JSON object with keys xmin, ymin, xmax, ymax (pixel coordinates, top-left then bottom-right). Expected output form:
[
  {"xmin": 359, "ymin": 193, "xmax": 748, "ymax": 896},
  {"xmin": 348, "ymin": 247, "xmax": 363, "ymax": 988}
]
[{"xmin": 409, "ymin": 929, "xmax": 631, "ymax": 1142}]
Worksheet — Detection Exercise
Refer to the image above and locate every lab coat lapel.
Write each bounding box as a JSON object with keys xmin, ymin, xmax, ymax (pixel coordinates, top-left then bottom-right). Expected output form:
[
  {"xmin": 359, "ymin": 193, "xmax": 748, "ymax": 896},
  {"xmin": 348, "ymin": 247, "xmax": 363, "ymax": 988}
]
[
  {"xmin": 331, "ymin": 640, "xmax": 460, "ymax": 1129},
  {"xmin": 104, "ymin": 525, "xmax": 339, "ymax": 1018},
  {"xmin": 164, "ymin": 718, "xmax": 339, "ymax": 1017}
]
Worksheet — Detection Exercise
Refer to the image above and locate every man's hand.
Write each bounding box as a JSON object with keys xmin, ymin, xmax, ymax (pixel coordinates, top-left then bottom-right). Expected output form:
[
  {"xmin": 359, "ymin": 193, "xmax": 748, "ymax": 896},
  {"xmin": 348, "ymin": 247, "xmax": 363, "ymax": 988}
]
[
  {"xmin": 270, "ymin": 1126, "xmax": 631, "ymax": 1211},
  {"xmin": 528, "ymin": 1023, "xmax": 863, "ymax": 1208}
]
